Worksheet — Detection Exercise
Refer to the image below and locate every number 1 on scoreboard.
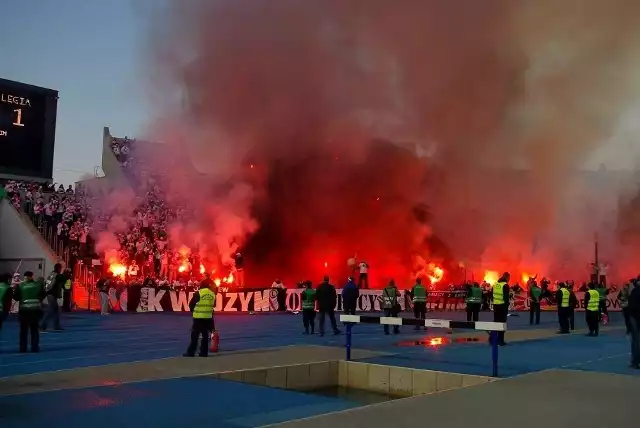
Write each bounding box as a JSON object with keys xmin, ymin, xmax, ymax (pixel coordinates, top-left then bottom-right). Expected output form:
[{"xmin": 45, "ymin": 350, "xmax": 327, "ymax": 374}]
[{"xmin": 13, "ymin": 109, "xmax": 24, "ymax": 127}]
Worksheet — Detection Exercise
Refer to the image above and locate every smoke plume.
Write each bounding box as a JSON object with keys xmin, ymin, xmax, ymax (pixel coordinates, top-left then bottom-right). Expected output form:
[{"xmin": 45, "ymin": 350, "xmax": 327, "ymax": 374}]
[{"xmin": 141, "ymin": 0, "xmax": 640, "ymax": 285}]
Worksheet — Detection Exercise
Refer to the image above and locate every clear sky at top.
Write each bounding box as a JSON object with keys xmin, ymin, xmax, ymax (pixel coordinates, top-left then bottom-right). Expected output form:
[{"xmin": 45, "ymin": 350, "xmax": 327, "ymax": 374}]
[
  {"xmin": 1, "ymin": 0, "xmax": 636, "ymax": 185},
  {"xmin": 1, "ymin": 0, "xmax": 152, "ymax": 185}
]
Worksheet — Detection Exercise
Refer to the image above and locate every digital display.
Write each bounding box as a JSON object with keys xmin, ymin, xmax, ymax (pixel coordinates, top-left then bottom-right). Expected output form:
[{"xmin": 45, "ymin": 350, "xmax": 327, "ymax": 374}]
[{"xmin": 0, "ymin": 78, "xmax": 58, "ymax": 181}]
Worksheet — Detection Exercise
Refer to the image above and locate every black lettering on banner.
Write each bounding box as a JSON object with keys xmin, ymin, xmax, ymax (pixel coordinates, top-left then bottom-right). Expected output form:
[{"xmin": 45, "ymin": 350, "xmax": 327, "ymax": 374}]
[
  {"xmin": 286, "ymin": 290, "xmax": 302, "ymax": 311},
  {"xmin": 358, "ymin": 294, "xmax": 371, "ymax": 312}
]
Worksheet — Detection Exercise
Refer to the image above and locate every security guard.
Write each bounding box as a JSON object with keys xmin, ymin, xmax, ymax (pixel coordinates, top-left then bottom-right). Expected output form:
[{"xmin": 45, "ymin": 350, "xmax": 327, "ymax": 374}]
[
  {"xmin": 0, "ymin": 273, "xmax": 12, "ymax": 331},
  {"xmin": 567, "ymin": 281, "xmax": 577, "ymax": 331},
  {"xmin": 412, "ymin": 278, "xmax": 427, "ymax": 329},
  {"xmin": 184, "ymin": 280, "xmax": 216, "ymax": 357},
  {"xmin": 301, "ymin": 280, "xmax": 316, "ymax": 334},
  {"xmin": 584, "ymin": 283, "xmax": 600, "ymax": 336},
  {"xmin": 556, "ymin": 282, "xmax": 571, "ymax": 334},
  {"xmin": 491, "ymin": 273, "xmax": 510, "ymax": 346},
  {"xmin": 619, "ymin": 279, "xmax": 634, "ymax": 334},
  {"xmin": 13, "ymin": 271, "xmax": 45, "ymax": 353},
  {"xmin": 465, "ymin": 282, "xmax": 482, "ymax": 322},
  {"xmin": 528, "ymin": 279, "xmax": 542, "ymax": 325},
  {"xmin": 595, "ymin": 283, "xmax": 609, "ymax": 324},
  {"xmin": 382, "ymin": 279, "xmax": 401, "ymax": 335}
]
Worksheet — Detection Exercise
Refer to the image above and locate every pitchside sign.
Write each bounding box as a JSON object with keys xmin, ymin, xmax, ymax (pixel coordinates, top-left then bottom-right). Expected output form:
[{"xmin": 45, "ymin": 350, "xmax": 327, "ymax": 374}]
[{"xmin": 96, "ymin": 288, "xmax": 624, "ymax": 313}]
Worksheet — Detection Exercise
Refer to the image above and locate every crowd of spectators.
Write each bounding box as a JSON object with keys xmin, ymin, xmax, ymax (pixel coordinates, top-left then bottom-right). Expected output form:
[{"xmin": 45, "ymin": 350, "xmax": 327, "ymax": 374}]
[
  {"xmin": 2, "ymin": 180, "xmax": 94, "ymax": 269},
  {"xmin": 105, "ymin": 137, "xmax": 233, "ymax": 289},
  {"xmin": 0, "ymin": 136, "xmax": 237, "ymax": 290}
]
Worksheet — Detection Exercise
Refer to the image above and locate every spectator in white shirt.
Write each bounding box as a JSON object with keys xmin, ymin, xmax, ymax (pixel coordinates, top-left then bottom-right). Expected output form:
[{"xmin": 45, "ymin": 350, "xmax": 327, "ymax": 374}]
[{"xmin": 358, "ymin": 261, "xmax": 369, "ymax": 289}]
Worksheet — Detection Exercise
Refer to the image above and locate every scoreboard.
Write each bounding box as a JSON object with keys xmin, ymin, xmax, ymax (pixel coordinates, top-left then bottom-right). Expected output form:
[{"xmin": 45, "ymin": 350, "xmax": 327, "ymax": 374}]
[{"xmin": 0, "ymin": 78, "xmax": 58, "ymax": 181}]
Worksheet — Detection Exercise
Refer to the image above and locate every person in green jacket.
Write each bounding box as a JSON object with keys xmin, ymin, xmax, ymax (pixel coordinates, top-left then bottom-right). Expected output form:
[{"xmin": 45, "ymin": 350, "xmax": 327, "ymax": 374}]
[
  {"xmin": 382, "ymin": 280, "xmax": 401, "ymax": 335},
  {"xmin": 595, "ymin": 284, "xmax": 609, "ymax": 324},
  {"xmin": 301, "ymin": 280, "xmax": 317, "ymax": 334},
  {"xmin": 411, "ymin": 278, "xmax": 427, "ymax": 329},
  {"xmin": 465, "ymin": 282, "xmax": 482, "ymax": 322},
  {"xmin": 619, "ymin": 279, "xmax": 635, "ymax": 334},
  {"xmin": 528, "ymin": 278, "xmax": 542, "ymax": 325},
  {"xmin": 0, "ymin": 273, "xmax": 12, "ymax": 331},
  {"xmin": 13, "ymin": 271, "xmax": 45, "ymax": 353}
]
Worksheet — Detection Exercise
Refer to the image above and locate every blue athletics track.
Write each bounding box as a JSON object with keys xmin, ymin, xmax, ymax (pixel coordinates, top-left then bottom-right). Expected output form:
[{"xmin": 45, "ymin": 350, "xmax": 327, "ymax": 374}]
[{"xmin": 0, "ymin": 310, "xmax": 635, "ymax": 427}]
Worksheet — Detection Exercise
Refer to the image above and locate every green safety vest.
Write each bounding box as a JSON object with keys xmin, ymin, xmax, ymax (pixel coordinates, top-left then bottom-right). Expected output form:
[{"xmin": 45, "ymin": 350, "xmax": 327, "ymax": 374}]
[
  {"xmin": 595, "ymin": 287, "xmax": 607, "ymax": 301},
  {"xmin": 586, "ymin": 290, "xmax": 599, "ymax": 311},
  {"xmin": 412, "ymin": 284, "xmax": 426, "ymax": 303},
  {"xmin": 302, "ymin": 288, "xmax": 316, "ymax": 310},
  {"xmin": 466, "ymin": 287, "xmax": 482, "ymax": 304},
  {"xmin": 529, "ymin": 286, "xmax": 541, "ymax": 302},
  {"xmin": 493, "ymin": 282, "xmax": 506, "ymax": 305},
  {"xmin": 559, "ymin": 288, "xmax": 570, "ymax": 308},
  {"xmin": 382, "ymin": 286, "xmax": 398, "ymax": 308},
  {"xmin": 19, "ymin": 280, "xmax": 42, "ymax": 311},
  {"xmin": 192, "ymin": 288, "xmax": 215, "ymax": 319},
  {"xmin": 0, "ymin": 282, "xmax": 8, "ymax": 312}
]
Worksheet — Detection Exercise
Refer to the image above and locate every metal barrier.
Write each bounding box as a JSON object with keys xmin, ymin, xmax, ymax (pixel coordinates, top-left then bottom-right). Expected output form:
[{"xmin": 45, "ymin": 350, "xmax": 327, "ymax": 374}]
[{"xmin": 339, "ymin": 314, "xmax": 508, "ymax": 377}]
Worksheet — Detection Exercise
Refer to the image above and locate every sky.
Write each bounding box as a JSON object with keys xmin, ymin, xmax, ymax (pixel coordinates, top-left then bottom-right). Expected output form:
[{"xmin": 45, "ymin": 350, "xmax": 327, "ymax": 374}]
[
  {"xmin": 1, "ymin": 0, "xmax": 638, "ymax": 189},
  {"xmin": 0, "ymin": 0, "xmax": 153, "ymax": 185}
]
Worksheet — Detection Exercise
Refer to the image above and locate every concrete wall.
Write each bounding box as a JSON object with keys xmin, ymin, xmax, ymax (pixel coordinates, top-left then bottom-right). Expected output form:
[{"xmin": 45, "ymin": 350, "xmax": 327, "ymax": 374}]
[
  {"xmin": 100, "ymin": 127, "xmax": 127, "ymax": 184},
  {"xmin": 212, "ymin": 360, "xmax": 493, "ymax": 398},
  {"xmin": 0, "ymin": 198, "xmax": 58, "ymax": 274},
  {"xmin": 337, "ymin": 361, "xmax": 492, "ymax": 397}
]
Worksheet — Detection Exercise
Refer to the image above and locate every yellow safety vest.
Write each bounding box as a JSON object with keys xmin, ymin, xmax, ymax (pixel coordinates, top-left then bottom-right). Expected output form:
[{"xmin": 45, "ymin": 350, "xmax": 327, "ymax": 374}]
[
  {"xmin": 493, "ymin": 282, "xmax": 505, "ymax": 305},
  {"xmin": 586, "ymin": 290, "xmax": 599, "ymax": 312},
  {"xmin": 193, "ymin": 288, "xmax": 216, "ymax": 319},
  {"xmin": 559, "ymin": 288, "xmax": 570, "ymax": 308}
]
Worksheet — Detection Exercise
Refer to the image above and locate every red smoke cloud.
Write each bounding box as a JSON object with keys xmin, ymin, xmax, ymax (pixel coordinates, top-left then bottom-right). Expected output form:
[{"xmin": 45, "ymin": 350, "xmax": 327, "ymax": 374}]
[{"xmin": 124, "ymin": 0, "xmax": 640, "ymax": 286}]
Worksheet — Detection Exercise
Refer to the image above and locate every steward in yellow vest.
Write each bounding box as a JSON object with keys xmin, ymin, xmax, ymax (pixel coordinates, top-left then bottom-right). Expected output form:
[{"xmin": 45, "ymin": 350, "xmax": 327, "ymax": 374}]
[
  {"xmin": 556, "ymin": 283, "xmax": 571, "ymax": 334},
  {"xmin": 584, "ymin": 284, "xmax": 600, "ymax": 337},
  {"xmin": 411, "ymin": 278, "xmax": 427, "ymax": 330},
  {"xmin": 491, "ymin": 272, "xmax": 510, "ymax": 346},
  {"xmin": 184, "ymin": 280, "xmax": 216, "ymax": 357}
]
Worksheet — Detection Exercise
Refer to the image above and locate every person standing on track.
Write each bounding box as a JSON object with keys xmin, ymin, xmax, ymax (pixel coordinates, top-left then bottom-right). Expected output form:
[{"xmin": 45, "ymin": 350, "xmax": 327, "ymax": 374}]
[
  {"xmin": 342, "ymin": 277, "xmax": 359, "ymax": 315},
  {"xmin": 528, "ymin": 278, "xmax": 542, "ymax": 325},
  {"xmin": 316, "ymin": 276, "xmax": 341, "ymax": 337},
  {"xmin": 382, "ymin": 280, "xmax": 401, "ymax": 335},
  {"xmin": 556, "ymin": 282, "xmax": 571, "ymax": 334},
  {"xmin": 412, "ymin": 277, "xmax": 427, "ymax": 328},
  {"xmin": 14, "ymin": 271, "xmax": 45, "ymax": 353},
  {"xmin": 0, "ymin": 273, "xmax": 12, "ymax": 331},
  {"xmin": 568, "ymin": 281, "xmax": 577, "ymax": 331},
  {"xmin": 627, "ymin": 279, "xmax": 640, "ymax": 369},
  {"xmin": 301, "ymin": 280, "xmax": 317, "ymax": 334},
  {"xmin": 491, "ymin": 273, "xmax": 510, "ymax": 346},
  {"xmin": 465, "ymin": 282, "xmax": 482, "ymax": 322},
  {"xmin": 41, "ymin": 263, "xmax": 64, "ymax": 331},
  {"xmin": 595, "ymin": 282, "xmax": 609, "ymax": 324},
  {"xmin": 184, "ymin": 280, "xmax": 216, "ymax": 357},
  {"xmin": 584, "ymin": 283, "xmax": 600, "ymax": 337},
  {"xmin": 619, "ymin": 279, "xmax": 634, "ymax": 334}
]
